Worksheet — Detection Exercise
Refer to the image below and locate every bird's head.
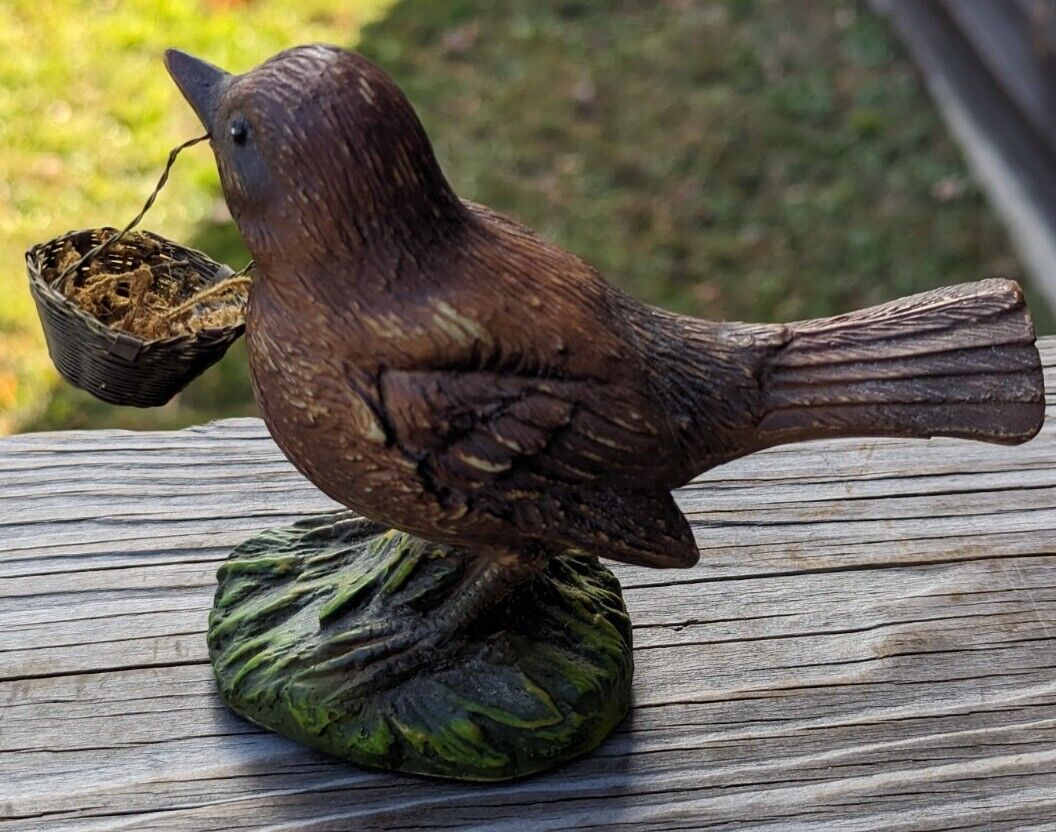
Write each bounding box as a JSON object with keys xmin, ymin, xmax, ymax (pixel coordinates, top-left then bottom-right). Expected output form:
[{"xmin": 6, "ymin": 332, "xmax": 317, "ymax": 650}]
[{"xmin": 165, "ymin": 44, "xmax": 462, "ymax": 268}]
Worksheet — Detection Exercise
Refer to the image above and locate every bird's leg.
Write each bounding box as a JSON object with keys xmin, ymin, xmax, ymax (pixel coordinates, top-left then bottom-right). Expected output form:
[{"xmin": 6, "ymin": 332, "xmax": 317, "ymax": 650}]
[
  {"xmin": 309, "ymin": 544, "xmax": 546, "ymax": 697},
  {"xmin": 359, "ymin": 547, "xmax": 544, "ymax": 691},
  {"xmin": 432, "ymin": 547, "xmax": 546, "ymax": 637}
]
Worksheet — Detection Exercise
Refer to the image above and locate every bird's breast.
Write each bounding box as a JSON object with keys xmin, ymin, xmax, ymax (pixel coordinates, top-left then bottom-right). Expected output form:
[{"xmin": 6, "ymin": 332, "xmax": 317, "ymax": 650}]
[{"xmin": 244, "ymin": 289, "xmax": 387, "ymax": 494}]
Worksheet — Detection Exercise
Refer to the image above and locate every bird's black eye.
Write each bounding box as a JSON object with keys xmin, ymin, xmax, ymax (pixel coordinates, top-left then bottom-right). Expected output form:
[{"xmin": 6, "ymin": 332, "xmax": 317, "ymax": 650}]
[{"xmin": 230, "ymin": 118, "xmax": 249, "ymax": 146}]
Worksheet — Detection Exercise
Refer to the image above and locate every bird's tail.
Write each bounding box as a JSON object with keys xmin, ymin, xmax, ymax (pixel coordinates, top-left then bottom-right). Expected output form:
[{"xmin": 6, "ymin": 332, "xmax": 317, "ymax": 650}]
[{"xmin": 756, "ymin": 279, "xmax": 1045, "ymax": 446}]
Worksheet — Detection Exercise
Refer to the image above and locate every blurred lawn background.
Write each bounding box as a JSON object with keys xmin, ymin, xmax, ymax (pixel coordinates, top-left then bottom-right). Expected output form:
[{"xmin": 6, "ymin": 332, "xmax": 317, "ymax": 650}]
[{"xmin": 4, "ymin": 0, "xmax": 1051, "ymax": 434}]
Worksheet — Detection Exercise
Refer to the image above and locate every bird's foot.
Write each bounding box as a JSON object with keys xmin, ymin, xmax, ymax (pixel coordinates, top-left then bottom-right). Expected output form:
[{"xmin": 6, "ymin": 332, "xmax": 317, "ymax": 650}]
[{"xmin": 304, "ymin": 549, "xmax": 542, "ymax": 697}]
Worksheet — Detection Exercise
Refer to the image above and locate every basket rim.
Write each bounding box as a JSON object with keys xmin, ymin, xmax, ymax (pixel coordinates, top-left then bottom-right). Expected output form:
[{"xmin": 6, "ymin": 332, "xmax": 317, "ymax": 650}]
[{"xmin": 26, "ymin": 226, "xmax": 247, "ymax": 349}]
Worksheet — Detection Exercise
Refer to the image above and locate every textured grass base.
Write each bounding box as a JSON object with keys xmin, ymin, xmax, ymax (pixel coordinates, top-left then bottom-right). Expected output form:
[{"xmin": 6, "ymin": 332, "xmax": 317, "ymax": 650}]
[{"xmin": 208, "ymin": 511, "xmax": 633, "ymax": 781}]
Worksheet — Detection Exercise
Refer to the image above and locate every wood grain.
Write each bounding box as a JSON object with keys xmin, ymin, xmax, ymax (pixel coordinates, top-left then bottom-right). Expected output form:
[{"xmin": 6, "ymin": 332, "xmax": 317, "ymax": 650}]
[{"xmin": 2, "ymin": 339, "xmax": 1056, "ymax": 830}]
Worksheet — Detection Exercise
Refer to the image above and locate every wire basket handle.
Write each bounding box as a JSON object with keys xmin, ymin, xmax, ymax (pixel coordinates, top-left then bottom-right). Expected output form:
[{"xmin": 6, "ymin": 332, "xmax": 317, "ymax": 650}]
[{"xmin": 56, "ymin": 134, "xmax": 212, "ymax": 285}]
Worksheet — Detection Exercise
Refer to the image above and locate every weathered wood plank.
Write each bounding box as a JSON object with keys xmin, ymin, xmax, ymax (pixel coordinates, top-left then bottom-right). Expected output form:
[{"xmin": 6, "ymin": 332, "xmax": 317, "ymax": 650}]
[{"xmin": 2, "ymin": 340, "xmax": 1056, "ymax": 830}]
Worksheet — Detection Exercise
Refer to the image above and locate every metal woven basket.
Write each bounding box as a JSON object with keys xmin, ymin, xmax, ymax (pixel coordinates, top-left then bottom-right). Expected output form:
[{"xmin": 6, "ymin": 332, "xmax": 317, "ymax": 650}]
[{"xmin": 27, "ymin": 227, "xmax": 246, "ymax": 408}]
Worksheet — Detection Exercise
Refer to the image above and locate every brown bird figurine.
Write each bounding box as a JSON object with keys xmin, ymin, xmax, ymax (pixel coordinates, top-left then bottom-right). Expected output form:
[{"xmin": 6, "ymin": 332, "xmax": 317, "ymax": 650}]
[{"xmin": 166, "ymin": 44, "xmax": 1044, "ymax": 659}]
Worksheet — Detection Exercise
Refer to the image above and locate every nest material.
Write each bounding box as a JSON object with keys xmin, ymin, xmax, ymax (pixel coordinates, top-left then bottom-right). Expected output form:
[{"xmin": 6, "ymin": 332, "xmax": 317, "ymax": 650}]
[{"xmin": 53, "ymin": 232, "xmax": 248, "ymax": 341}]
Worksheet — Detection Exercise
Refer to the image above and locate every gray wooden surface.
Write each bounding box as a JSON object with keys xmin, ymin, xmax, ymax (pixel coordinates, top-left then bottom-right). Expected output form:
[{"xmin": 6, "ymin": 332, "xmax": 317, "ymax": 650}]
[{"xmin": 3, "ymin": 340, "xmax": 1056, "ymax": 831}]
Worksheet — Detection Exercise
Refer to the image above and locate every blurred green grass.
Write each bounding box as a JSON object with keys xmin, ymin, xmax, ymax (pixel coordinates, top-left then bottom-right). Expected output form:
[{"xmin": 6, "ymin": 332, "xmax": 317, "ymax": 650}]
[{"xmin": 15, "ymin": 0, "xmax": 1054, "ymax": 433}]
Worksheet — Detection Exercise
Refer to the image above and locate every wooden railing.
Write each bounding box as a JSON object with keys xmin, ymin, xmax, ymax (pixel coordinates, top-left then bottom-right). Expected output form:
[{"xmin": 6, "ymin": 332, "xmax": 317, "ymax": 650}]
[{"xmin": 2, "ymin": 338, "xmax": 1055, "ymax": 829}]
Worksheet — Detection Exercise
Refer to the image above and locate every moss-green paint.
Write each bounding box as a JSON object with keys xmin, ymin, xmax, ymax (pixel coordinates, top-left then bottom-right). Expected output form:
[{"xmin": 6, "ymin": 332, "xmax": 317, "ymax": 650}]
[
  {"xmin": 208, "ymin": 511, "xmax": 633, "ymax": 781},
  {"xmin": 217, "ymin": 555, "xmax": 299, "ymax": 576}
]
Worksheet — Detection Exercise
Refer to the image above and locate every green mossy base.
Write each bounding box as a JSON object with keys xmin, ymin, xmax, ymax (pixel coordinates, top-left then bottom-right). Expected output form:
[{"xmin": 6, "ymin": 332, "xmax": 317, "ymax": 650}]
[{"xmin": 208, "ymin": 511, "xmax": 633, "ymax": 781}]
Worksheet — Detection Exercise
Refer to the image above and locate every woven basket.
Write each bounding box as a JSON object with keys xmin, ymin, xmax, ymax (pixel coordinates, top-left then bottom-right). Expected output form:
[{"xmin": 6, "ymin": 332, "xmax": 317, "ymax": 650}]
[{"xmin": 27, "ymin": 227, "xmax": 246, "ymax": 408}]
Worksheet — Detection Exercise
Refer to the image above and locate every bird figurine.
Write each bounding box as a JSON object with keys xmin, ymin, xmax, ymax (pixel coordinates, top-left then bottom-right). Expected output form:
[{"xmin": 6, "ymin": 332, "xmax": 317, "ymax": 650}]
[{"xmin": 166, "ymin": 44, "xmax": 1044, "ymax": 685}]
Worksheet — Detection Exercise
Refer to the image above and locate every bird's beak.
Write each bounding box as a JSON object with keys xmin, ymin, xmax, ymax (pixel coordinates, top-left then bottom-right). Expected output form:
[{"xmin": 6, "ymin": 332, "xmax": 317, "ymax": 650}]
[{"xmin": 164, "ymin": 49, "xmax": 231, "ymax": 135}]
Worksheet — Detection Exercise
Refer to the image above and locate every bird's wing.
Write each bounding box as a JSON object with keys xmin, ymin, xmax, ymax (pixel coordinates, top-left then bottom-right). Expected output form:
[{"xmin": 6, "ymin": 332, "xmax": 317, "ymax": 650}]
[
  {"xmin": 378, "ymin": 368, "xmax": 697, "ymax": 567},
  {"xmin": 379, "ymin": 369, "xmax": 676, "ymax": 492}
]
